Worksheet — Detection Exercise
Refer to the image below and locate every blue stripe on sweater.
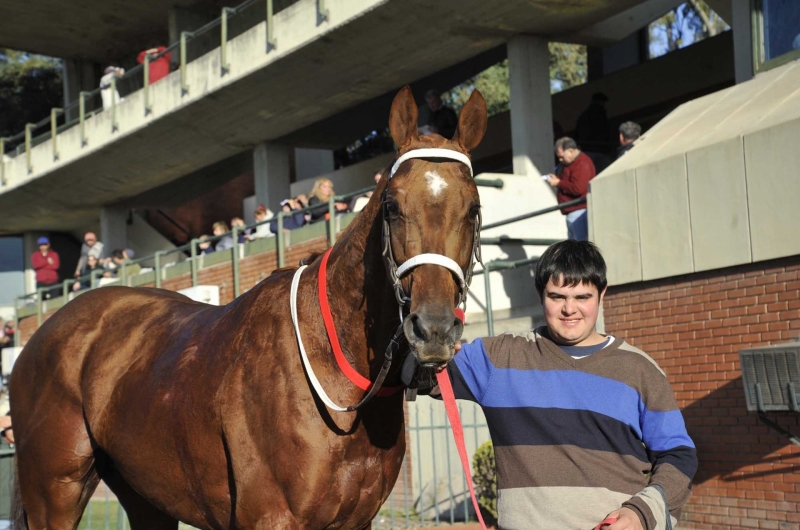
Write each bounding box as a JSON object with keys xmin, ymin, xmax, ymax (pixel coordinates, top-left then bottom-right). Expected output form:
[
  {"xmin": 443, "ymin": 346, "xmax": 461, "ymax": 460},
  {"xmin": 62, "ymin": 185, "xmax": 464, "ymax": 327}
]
[{"xmin": 481, "ymin": 368, "xmax": 644, "ymax": 438}]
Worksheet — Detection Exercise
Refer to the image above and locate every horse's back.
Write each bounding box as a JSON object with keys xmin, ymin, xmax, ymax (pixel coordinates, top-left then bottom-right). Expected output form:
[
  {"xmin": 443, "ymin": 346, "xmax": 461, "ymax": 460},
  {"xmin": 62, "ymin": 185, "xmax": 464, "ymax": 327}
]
[{"xmin": 11, "ymin": 286, "xmax": 220, "ymax": 426}]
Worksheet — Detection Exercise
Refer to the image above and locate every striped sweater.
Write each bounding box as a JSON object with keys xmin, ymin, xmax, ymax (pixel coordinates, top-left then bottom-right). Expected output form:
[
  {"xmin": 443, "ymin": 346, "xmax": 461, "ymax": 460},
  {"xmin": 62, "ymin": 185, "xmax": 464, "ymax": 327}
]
[{"xmin": 448, "ymin": 328, "xmax": 697, "ymax": 530}]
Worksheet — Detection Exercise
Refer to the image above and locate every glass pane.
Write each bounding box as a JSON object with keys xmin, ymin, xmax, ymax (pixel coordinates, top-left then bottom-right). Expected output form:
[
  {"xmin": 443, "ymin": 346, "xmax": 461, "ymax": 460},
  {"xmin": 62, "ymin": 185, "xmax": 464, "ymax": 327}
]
[{"xmin": 763, "ymin": 0, "xmax": 800, "ymax": 61}]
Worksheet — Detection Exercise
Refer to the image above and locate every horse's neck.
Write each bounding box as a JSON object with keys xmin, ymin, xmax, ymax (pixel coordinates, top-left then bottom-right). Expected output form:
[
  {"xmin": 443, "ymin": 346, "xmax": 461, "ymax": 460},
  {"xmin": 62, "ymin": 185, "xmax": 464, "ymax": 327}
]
[{"xmin": 321, "ymin": 189, "xmax": 399, "ymax": 377}]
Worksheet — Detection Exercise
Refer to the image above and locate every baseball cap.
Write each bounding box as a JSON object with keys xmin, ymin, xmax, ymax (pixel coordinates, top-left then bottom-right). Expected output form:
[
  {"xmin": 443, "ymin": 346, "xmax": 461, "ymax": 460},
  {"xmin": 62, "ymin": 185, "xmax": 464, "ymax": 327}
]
[
  {"xmin": 255, "ymin": 204, "xmax": 267, "ymax": 213},
  {"xmin": 37, "ymin": 236, "xmax": 50, "ymax": 245},
  {"xmin": 280, "ymin": 199, "xmax": 291, "ymax": 207},
  {"xmin": 124, "ymin": 248, "xmax": 135, "ymax": 259}
]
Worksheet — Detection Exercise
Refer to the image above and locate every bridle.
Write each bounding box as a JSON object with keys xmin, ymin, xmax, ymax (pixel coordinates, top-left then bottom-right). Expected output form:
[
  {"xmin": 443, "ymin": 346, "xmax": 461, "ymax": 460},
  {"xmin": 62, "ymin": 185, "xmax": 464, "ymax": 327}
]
[
  {"xmin": 290, "ymin": 147, "xmax": 482, "ymax": 412},
  {"xmin": 382, "ymin": 148, "xmax": 483, "ymax": 315}
]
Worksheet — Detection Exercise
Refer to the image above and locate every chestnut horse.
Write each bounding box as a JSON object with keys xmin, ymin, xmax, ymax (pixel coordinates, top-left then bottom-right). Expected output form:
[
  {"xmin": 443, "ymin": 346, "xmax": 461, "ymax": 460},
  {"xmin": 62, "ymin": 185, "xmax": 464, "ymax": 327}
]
[{"xmin": 9, "ymin": 86, "xmax": 487, "ymax": 530}]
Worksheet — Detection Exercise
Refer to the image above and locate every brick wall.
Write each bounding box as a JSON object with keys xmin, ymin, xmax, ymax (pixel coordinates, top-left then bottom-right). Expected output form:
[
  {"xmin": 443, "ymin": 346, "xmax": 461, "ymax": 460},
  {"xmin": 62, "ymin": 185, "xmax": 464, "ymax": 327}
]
[{"xmin": 603, "ymin": 256, "xmax": 800, "ymax": 530}]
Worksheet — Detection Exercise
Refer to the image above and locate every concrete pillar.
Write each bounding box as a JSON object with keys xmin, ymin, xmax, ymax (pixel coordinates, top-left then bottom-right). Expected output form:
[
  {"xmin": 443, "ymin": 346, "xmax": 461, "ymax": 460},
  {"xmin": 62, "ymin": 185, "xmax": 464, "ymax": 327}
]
[
  {"xmin": 295, "ymin": 148, "xmax": 334, "ymax": 182},
  {"xmin": 62, "ymin": 59, "xmax": 100, "ymax": 120},
  {"xmin": 1, "ymin": 236, "xmax": 27, "ymax": 302},
  {"xmin": 508, "ymin": 36, "xmax": 554, "ymax": 179},
  {"xmin": 254, "ymin": 143, "xmax": 291, "ymax": 213},
  {"xmin": 732, "ymin": 0, "xmax": 754, "ymax": 84},
  {"xmin": 100, "ymin": 208, "xmax": 128, "ymax": 255}
]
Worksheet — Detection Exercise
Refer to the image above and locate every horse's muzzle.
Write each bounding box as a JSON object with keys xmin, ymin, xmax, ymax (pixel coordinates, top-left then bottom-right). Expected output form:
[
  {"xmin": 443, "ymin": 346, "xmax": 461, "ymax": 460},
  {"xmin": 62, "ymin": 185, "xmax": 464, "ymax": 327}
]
[{"xmin": 403, "ymin": 311, "xmax": 463, "ymax": 363}]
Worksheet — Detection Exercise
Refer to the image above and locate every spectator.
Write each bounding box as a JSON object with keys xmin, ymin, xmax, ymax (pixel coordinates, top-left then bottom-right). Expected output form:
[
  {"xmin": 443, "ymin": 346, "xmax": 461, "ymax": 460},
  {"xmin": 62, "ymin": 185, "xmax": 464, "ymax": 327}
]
[
  {"xmin": 137, "ymin": 46, "xmax": 172, "ymax": 84},
  {"xmin": 104, "ymin": 249, "xmax": 141, "ymax": 279},
  {"xmin": 246, "ymin": 205, "xmax": 274, "ymax": 241},
  {"xmin": 405, "ymin": 240, "xmax": 697, "ymax": 529},
  {"xmin": 0, "ymin": 321, "xmax": 14, "ymax": 349},
  {"xmin": 575, "ymin": 92, "xmax": 611, "ymax": 152},
  {"xmin": 100, "ymin": 66, "xmax": 125, "ymax": 109},
  {"xmin": 197, "ymin": 235, "xmax": 214, "ymax": 255},
  {"xmin": 0, "ymin": 415, "xmax": 12, "ymax": 444},
  {"xmin": 294, "ymin": 194, "xmax": 309, "ymax": 208},
  {"xmin": 270, "ymin": 199, "xmax": 306, "ymax": 233},
  {"xmin": 420, "ymin": 89, "xmax": 458, "ymax": 139},
  {"xmin": 349, "ymin": 170, "xmax": 382, "ymax": 212},
  {"xmin": 308, "ymin": 178, "xmax": 348, "ymax": 223},
  {"xmin": 212, "ymin": 222, "xmax": 234, "ymax": 252},
  {"xmin": 74, "ymin": 232, "xmax": 105, "ymax": 278},
  {"xmin": 72, "ymin": 254, "xmax": 103, "ymax": 292},
  {"xmin": 31, "ymin": 236, "xmax": 60, "ymax": 299},
  {"xmin": 230, "ymin": 217, "xmax": 247, "ymax": 243},
  {"xmin": 546, "ymin": 137, "xmax": 596, "ymax": 241},
  {"xmin": 617, "ymin": 121, "xmax": 642, "ymax": 159}
]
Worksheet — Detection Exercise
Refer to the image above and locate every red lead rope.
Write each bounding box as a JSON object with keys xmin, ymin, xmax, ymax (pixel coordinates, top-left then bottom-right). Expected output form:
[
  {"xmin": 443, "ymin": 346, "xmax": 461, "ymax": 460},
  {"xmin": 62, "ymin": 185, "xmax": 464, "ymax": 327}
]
[
  {"xmin": 437, "ymin": 368, "xmax": 489, "ymax": 530},
  {"xmin": 318, "ymin": 249, "xmax": 402, "ymax": 396}
]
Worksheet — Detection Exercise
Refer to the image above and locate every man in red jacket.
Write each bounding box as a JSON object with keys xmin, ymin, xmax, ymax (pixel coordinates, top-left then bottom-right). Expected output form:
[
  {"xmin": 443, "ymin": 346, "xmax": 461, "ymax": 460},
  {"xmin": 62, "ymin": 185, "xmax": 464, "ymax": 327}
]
[
  {"xmin": 31, "ymin": 236, "xmax": 60, "ymax": 299},
  {"xmin": 547, "ymin": 137, "xmax": 596, "ymax": 241}
]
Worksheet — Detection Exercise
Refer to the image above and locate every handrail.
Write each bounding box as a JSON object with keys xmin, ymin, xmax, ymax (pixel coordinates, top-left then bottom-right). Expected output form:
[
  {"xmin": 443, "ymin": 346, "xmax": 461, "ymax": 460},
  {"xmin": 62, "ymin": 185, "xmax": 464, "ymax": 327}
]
[
  {"xmin": 0, "ymin": 0, "xmax": 288, "ymax": 183},
  {"xmin": 481, "ymin": 197, "xmax": 586, "ymax": 231}
]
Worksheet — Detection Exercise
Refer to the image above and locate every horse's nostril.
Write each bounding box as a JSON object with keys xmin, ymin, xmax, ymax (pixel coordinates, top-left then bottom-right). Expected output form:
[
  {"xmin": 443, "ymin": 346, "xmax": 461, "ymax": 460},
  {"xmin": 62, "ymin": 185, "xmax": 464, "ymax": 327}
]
[{"xmin": 411, "ymin": 314, "xmax": 429, "ymax": 342}]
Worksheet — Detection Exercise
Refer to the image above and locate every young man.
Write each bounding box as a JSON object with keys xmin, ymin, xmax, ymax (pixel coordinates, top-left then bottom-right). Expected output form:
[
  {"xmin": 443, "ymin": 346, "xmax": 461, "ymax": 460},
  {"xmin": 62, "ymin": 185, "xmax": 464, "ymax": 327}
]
[{"xmin": 410, "ymin": 240, "xmax": 696, "ymax": 529}]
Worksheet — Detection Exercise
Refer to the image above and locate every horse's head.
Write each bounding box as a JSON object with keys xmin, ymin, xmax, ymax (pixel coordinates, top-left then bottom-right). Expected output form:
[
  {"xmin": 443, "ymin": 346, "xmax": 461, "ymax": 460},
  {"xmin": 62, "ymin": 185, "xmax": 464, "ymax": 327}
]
[{"xmin": 384, "ymin": 86, "xmax": 487, "ymax": 365}]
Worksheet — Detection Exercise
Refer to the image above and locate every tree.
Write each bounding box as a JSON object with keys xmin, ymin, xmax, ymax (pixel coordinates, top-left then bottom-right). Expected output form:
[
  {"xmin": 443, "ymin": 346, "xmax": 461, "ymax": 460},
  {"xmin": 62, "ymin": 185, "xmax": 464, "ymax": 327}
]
[
  {"xmin": 648, "ymin": 0, "xmax": 729, "ymax": 58},
  {"xmin": 443, "ymin": 43, "xmax": 587, "ymax": 116},
  {"xmin": 0, "ymin": 49, "xmax": 63, "ymax": 142}
]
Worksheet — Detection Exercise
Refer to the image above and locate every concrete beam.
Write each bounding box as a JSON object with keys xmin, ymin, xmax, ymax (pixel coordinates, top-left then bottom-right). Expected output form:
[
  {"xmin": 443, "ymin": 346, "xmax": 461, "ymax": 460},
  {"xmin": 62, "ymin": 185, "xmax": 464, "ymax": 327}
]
[
  {"xmin": 568, "ymin": 0, "xmax": 684, "ymax": 45},
  {"xmin": 254, "ymin": 143, "xmax": 290, "ymax": 213},
  {"xmin": 100, "ymin": 208, "xmax": 128, "ymax": 254}
]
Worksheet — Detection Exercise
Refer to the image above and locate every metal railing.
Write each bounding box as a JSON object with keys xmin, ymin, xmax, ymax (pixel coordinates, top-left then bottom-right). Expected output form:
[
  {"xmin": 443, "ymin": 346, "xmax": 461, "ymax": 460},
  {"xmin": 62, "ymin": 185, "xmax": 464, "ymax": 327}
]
[
  {"xmin": 0, "ymin": 0, "xmax": 318, "ymax": 183},
  {"xmin": 13, "ymin": 193, "xmax": 585, "ymax": 345}
]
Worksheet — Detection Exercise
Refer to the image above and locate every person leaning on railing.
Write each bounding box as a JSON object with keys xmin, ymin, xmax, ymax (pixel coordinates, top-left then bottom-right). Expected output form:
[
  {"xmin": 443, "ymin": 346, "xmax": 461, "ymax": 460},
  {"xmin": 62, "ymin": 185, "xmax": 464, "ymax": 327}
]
[
  {"xmin": 72, "ymin": 255, "xmax": 103, "ymax": 292},
  {"xmin": 245, "ymin": 205, "xmax": 275, "ymax": 241},
  {"xmin": 308, "ymin": 178, "xmax": 349, "ymax": 223},
  {"xmin": 270, "ymin": 199, "xmax": 306, "ymax": 233}
]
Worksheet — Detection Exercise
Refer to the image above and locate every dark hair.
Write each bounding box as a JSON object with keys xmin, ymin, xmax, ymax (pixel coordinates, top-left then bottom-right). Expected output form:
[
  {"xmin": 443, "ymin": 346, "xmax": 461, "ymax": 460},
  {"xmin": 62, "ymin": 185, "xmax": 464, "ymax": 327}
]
[
  {"xmin": 619, "ymin": 121, "xmax": 642, "ymax": 141},
  {"xmin": 554, "ymin": 136, "xmax": 578, "ymax": 152},
  {"xmin": 534, "ymin": 240, "xmax": 607, "ymax": 299},
  {"xmin": 591, "ymin": 92, "xmax": 609, "ymax": 103},
  {"xmin": 111, "ymin": 249, "xmax": 124, "ymax": 260}
]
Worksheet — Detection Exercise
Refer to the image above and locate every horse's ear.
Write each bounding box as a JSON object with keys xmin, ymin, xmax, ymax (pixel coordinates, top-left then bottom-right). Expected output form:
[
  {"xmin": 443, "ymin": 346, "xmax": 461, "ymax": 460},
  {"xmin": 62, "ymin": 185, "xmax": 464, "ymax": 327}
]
[
  {"xmin": 453, "ymin": 90, "xmax": 487, "ymax": 152},
  {"xmin": 389, "ymin": 86, "xmax": 419, "ymax": 148}
]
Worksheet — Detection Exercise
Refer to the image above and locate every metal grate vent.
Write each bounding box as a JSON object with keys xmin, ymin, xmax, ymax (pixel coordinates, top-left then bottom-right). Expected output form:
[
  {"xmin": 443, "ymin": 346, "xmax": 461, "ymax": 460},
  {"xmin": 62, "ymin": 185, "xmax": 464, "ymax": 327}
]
[{"xmin": 740, "ymin": 343, "xmax": 800, "ymax": 412}]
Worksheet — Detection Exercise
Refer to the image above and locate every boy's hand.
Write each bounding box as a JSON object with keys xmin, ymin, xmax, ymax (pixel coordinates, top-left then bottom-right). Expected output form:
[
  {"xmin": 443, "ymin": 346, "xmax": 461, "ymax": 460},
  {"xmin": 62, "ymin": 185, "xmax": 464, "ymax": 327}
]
[{"xmin": 604, "ymin": 508, "xmax": 643, "ymax": 530}]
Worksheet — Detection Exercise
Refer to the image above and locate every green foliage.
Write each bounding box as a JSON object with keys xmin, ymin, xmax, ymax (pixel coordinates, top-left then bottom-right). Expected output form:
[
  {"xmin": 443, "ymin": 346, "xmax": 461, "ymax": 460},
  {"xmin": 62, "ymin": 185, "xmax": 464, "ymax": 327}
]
[
  {"xmin": 548, "ymin": 42, "xmax": 587, "ymax": 93},
  {"xmin": 0, "ymin": 49, "xmax": 63, "ymax": 139},
  {"xmin": 648, "ymin": 0, "xmax": 729, "ymax": 58},
  {"xmin": 472, "ymin": 440, "xmax": 498, "ymax": 520},
  {"xmin": 443, "ymin": 43, "xmax": 587, "ymax": 117}
]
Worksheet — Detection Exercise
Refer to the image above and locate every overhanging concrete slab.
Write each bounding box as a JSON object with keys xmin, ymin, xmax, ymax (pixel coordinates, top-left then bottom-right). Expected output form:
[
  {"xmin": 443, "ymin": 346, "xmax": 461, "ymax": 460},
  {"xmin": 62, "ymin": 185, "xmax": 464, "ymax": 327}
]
[{"xmin": 0, "ymin": 0, "xmax": 645, "ymax": 234}]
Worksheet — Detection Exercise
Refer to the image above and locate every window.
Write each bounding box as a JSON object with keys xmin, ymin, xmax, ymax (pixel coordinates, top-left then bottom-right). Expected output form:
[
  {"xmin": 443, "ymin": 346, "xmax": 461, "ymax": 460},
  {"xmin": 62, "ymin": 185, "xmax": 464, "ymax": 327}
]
[{"xmin": 756, "ymin": 0, "xmax": 800, "ymax": 69}]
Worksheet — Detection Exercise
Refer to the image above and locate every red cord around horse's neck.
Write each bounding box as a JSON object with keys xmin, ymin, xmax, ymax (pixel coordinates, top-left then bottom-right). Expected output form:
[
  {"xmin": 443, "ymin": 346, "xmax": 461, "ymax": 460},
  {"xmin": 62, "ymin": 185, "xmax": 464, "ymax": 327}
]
[{"xmin": 318, "ymin": 249, "xmax": 403, "ymax": 396}]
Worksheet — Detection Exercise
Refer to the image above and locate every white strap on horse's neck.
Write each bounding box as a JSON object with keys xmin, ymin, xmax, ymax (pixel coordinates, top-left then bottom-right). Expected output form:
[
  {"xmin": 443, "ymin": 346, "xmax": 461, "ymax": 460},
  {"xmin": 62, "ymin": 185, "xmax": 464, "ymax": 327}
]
[
  {"xmin": 290, "ymin": 265, "xmax": 350, "ymax": 412},
  {"xmin": 396, "ymin": 253, "xmax": 465, "ymax": 289},
  {"xmin": 389, "ymin": 148, "xmax": 473, "ymax": 179}
]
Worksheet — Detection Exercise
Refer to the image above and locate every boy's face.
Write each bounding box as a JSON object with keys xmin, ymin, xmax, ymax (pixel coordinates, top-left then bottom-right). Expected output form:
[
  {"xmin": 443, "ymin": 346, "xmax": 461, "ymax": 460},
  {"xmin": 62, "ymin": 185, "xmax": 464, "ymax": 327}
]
[{"xmin": 542, "ymin": 276, "xmax": 606, "ymax": 346}]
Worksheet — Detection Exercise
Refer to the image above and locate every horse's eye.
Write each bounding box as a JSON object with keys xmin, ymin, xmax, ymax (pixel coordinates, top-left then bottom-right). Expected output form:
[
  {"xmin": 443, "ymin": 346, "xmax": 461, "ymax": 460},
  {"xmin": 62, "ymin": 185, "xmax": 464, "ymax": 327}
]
[
  {"xmin": 386, "ymin": 200, "xmax": 400, "ymax": 217},
  {"xmin": 468, "ymin": 204, "xmax": 481, "ymax": 221}
]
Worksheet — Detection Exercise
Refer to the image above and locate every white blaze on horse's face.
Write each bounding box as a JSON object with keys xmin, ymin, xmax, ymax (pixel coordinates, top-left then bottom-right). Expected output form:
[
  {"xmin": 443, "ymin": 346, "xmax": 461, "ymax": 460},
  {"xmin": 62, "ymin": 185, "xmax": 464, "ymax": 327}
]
[{"xmin": 424, "ymin": 170, "xmax": 448, "ymax": 197}]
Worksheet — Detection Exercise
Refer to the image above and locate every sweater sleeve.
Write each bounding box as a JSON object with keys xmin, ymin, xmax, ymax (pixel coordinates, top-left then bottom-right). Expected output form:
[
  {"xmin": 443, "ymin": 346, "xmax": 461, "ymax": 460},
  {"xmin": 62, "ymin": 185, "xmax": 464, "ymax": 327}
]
[
  {"xmin": 31, "ymin": 253, "xmax": 45, "ymax": 271},
  {"xmin": 622, "ymin": 370, "xmax": 697, "ymax": 530},
  {"xmin": 446, "ymin": 338, "xmax": 495, "ymax": 404},
  {"xmin": 557, "ymin": 155, "xmax": 595, "ymax": 198},
  {"xmin": 47, "ymin": 252, "xmax": 60, "ymax": 272}
]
